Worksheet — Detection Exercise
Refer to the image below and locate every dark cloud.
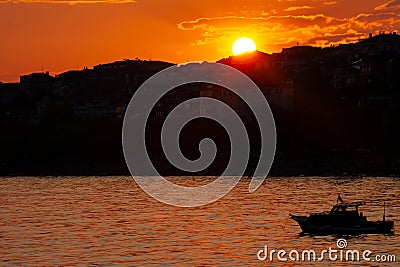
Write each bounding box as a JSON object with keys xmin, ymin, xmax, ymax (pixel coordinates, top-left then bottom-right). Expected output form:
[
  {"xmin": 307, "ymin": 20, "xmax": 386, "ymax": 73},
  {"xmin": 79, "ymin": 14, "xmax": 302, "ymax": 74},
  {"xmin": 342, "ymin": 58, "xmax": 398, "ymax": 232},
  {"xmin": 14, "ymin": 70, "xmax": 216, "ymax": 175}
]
[{"xmin": 375, "ymin": 0, "xmax": 400, "ymax": 10}]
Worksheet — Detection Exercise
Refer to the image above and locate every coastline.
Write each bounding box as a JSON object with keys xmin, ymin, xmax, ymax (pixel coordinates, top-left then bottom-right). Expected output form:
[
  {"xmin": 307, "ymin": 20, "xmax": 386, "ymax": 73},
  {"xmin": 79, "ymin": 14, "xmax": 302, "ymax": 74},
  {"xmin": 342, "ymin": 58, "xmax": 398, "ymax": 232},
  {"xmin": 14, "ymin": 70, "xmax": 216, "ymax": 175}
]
[{"xmin": 1, "ymin": 156, "xmax": 400, "ymax": 177}]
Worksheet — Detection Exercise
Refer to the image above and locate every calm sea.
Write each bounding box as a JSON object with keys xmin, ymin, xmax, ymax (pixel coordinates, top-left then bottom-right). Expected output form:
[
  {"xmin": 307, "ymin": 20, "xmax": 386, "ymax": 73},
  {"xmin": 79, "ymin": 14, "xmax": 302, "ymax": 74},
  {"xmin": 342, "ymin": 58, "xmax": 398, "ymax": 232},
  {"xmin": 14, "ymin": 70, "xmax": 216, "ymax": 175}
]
[{"xmin": 0, "ymin": 176, "xmax": 399, "ymax": 266}]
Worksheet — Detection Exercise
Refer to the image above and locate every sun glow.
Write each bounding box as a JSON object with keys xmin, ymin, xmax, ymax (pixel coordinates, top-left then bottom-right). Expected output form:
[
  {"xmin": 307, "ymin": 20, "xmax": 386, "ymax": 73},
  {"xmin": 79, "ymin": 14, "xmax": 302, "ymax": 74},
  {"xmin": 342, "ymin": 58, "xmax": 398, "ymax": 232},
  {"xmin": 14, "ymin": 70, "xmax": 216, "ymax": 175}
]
[{"xmin": 232, "ymin": 37, "xmax": 257, "ymax": 55}]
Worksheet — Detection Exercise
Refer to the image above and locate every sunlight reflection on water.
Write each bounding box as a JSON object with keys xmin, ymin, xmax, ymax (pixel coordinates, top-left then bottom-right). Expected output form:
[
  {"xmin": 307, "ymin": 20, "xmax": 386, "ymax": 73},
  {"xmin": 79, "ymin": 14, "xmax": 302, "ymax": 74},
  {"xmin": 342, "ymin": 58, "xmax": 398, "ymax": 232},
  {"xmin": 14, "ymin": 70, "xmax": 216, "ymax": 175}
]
[{"xmin": 0, "ymin": 176, "xmax": 399, "ymax": 266}]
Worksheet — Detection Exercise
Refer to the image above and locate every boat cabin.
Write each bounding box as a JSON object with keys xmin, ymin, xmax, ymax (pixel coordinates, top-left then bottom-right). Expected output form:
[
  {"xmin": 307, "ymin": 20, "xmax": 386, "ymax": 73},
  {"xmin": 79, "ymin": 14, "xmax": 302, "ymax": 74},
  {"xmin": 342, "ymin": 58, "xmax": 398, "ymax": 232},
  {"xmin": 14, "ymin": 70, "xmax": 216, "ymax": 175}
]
[{"xmin": 329, "ymin": 201, "xmax": 365, "ymax": 216}]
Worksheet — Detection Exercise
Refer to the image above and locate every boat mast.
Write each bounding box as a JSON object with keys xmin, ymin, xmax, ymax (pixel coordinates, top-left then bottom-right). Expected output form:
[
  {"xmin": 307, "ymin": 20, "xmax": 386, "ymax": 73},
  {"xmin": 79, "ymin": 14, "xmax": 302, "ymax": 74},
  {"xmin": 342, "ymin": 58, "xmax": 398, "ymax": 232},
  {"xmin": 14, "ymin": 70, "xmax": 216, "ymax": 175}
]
[{"xmin": 383, "ymin": 201, "xmax": 386, "ymax": 222}]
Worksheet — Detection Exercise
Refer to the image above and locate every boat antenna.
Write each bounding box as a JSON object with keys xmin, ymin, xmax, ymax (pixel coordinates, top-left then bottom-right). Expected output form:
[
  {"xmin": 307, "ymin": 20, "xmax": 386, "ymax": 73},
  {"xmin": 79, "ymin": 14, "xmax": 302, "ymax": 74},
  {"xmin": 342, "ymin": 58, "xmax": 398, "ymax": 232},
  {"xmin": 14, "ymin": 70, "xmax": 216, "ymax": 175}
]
[
  {"xmin": 337, "ymin": 193, "xmax": 343, "ymax": 204},
  {"xmin": 383, "ymin": 201, "xmax": 386, "ymax": 222}
]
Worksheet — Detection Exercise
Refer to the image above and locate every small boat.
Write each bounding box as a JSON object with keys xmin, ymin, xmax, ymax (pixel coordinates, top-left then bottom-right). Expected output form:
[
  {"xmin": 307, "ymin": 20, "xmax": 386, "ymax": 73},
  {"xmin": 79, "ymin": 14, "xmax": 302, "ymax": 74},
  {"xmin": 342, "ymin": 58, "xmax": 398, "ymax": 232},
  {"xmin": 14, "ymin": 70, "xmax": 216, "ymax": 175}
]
[{"xmin": 290, "ymin": 196, "xmax": 394, "ymax": 235}]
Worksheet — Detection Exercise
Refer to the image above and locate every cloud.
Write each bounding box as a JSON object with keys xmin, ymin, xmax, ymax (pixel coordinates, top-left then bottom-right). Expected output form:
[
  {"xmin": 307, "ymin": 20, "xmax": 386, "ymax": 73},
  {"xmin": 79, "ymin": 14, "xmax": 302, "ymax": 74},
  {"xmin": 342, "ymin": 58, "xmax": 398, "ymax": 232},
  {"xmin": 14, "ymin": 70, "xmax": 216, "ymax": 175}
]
[
  {"xmin": 0, "ymin": 0, "xmax": 135, "ymax": 3},
  {"xmin": 178, "ymin": 16, "xmax": 266, "ymax": 31},
  {"xmin": 178, "ymin": 14, "xmax": 347, "ymax": 31},
  {"xmin": 177, "ymin": 10, "xmax": 400, "ymax": 52},
  {"xmin": 284, "ymin": 5, "xmax": 314, "ymax": 11},
  {"xmin": 323, "ymin": 1, "xmax": 337, "ymax": 5},
  {"xmin": 375, "ymin": 0, "xmax": 400, "ymax": 10}
]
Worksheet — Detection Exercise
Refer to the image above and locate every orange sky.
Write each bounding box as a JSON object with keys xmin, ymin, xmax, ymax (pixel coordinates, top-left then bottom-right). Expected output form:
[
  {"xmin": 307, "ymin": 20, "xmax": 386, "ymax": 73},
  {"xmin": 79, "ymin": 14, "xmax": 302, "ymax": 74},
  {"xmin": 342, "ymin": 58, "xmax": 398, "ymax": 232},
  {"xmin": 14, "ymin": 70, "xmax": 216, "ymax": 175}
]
[{"xmin": 0, "ymin": 0, "xmax": 399, "ymax": 82}]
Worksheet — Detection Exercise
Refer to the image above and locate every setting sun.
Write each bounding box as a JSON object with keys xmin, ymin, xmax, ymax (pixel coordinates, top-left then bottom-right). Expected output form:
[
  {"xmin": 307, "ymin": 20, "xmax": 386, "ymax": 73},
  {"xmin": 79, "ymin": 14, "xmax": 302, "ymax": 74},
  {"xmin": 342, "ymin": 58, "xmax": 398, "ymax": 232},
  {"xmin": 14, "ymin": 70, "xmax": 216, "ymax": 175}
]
[{"xmin": 232, "ymin": 37, "xmax": 257, "ymax": 56}]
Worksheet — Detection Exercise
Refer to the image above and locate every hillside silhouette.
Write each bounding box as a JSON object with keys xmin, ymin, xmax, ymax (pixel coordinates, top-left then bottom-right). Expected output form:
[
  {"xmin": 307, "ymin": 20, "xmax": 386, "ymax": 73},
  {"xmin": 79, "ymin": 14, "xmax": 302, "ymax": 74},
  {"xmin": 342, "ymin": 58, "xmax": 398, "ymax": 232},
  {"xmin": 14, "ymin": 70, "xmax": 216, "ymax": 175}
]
[{"xmin": 1, "ymin": 32, "xmax": 400, "ymax": 176}]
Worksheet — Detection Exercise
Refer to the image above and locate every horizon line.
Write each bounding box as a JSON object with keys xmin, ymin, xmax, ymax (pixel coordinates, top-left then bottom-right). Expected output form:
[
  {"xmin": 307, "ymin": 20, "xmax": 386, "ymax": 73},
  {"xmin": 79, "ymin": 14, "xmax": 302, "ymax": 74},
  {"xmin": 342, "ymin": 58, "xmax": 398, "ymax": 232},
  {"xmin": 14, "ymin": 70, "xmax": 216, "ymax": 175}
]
[{"xmin": 1, "ymin": 31, "xmax": 398, "ymax": 84}]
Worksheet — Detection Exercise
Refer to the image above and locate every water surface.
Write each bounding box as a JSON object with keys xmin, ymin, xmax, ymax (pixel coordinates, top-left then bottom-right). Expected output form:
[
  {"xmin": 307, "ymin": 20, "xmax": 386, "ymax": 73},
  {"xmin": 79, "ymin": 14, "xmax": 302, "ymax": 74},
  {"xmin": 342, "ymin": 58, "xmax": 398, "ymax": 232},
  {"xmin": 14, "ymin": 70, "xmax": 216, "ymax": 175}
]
[{"xmin": 0, "ymin": 176, "xmax": 399, "ymax": 266}]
